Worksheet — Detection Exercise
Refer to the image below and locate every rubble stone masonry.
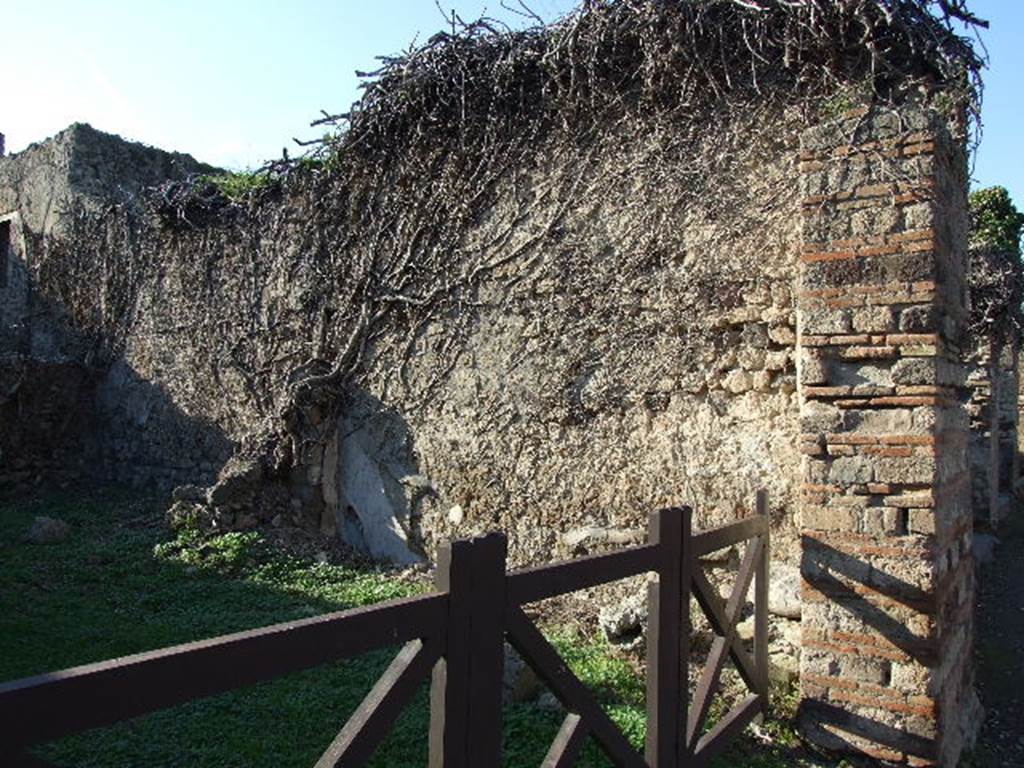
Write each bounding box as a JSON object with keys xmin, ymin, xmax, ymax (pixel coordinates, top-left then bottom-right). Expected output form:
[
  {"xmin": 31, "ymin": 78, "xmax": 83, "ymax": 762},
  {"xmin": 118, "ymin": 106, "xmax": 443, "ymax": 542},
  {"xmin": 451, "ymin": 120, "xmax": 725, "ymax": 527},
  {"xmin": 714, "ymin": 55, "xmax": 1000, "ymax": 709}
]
[
  {"xmin": 966, "ymin": 336, "xmax": 1019, "ymax": 527},
  {"xmin": 796, "ymin": 108, "xmax": 979, "ymax": 766}
]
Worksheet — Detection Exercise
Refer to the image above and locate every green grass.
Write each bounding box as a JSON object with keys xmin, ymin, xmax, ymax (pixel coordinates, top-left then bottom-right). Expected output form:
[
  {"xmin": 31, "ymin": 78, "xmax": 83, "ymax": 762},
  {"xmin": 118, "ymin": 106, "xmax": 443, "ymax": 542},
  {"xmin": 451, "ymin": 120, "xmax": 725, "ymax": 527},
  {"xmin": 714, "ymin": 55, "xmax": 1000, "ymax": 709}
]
[
  {"xmin": 1, "ymin": 489, "xmax": 809, "ymax": 767},
  {"xmin": 200, "ymin": 170, "xmax": 277, "ymax": 200}
]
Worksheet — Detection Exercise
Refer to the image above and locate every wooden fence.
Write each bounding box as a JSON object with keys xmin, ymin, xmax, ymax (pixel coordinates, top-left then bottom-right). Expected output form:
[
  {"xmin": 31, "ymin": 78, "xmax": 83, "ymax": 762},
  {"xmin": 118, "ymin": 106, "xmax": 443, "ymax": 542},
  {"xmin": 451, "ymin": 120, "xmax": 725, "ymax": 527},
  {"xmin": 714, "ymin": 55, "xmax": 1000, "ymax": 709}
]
[{"xmin": 0, "ymin": 493, "xmax": 770, "ymax": 767}]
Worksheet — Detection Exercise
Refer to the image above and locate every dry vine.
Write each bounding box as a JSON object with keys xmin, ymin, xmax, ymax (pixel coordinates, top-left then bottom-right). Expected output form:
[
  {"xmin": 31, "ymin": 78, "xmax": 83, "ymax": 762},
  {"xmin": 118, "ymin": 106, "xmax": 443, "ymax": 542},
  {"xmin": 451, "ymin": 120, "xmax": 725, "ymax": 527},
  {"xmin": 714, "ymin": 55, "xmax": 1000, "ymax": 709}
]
[
  {"xmin": 26, "ymin": 0, "xmax": 987, "ymax": 493},
  {"xmin": 968, "ymin": 246, "xmax": 1024, "ymax": 346}
]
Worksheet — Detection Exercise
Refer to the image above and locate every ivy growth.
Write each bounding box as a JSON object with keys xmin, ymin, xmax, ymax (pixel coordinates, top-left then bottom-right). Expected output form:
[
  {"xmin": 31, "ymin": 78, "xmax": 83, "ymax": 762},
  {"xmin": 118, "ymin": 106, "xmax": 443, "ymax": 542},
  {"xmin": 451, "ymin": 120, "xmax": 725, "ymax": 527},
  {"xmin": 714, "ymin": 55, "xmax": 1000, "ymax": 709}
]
[
  {"xmin": 968, "ymin": 186, "xmax": 1024, "ymax": 342},
  {"xmin": 970, "ymin": 186, "xmax": 1024, "ymax": 255},
  {"xmin": 200, "ymin": 170, "xmax": 278, "ymax": 201}
]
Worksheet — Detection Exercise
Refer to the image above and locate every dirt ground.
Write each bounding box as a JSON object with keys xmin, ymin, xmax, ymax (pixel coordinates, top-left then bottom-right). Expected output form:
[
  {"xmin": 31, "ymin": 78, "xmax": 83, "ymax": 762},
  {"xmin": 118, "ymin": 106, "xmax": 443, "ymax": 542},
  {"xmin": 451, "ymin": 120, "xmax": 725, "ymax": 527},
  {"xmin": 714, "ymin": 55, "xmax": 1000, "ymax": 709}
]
[{"xmin": 970, "ymin": 510, "xmax": 1024, "ymax": 766}]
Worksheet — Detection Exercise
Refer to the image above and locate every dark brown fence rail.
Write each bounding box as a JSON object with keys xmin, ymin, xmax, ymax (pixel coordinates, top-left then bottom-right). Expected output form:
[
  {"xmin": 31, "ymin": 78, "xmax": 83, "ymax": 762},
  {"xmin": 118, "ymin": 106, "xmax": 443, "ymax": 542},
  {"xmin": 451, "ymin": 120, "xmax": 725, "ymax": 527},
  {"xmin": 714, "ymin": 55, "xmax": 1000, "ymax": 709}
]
[{"xmin": 0, "ymin": 492, "xmax": 770, "ymax": 768}]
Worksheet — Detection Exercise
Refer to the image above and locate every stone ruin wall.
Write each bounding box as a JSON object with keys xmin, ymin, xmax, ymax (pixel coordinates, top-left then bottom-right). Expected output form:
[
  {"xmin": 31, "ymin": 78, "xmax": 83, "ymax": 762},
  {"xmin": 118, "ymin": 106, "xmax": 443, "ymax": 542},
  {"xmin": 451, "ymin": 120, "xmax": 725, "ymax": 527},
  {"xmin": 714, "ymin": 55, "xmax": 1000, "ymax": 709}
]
[
  {"xmin": 0, "ymin": 125, "xmax": 220, "ymax": 488},
  {"xmin": 92, "ymin": 119, "xmax": 805, "ymax": 568},
  {"xmin": 0, "ymin": 130, "xmax": 94, "ymax": 483},
  {"xmin": 0, "ymin": 104, "xmax": 989, "ymax": 765},
  {"xmin": 998, "ymin": 344, "xmax": 1021, "ymax": 506},
  {"xmin": 966, "ymin": 336, "xmax": 1019, "ymax": 528},
  {"xmin": 0, "ymin": 133, "xmax": 107, "ymax": 483}
]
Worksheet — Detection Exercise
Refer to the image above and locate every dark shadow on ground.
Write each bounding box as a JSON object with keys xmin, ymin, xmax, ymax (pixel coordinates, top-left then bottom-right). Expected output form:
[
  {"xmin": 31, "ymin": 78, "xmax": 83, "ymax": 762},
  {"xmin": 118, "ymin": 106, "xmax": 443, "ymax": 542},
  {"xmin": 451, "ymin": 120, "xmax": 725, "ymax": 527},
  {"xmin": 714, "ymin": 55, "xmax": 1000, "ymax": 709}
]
[
  {"xmin": 968, "ymin": 508, "xmax": 1024, "ymax": 766},
  {"xmin": 1, "ymin": 487, "xmax": 847, "ymax": 768}
]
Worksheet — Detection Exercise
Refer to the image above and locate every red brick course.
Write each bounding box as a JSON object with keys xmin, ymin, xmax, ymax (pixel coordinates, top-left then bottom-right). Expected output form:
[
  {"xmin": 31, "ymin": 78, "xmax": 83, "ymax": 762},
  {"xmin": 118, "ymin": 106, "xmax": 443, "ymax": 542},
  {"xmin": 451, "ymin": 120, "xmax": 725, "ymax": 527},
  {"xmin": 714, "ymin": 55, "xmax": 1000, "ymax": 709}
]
[{"xmin": 798, "ymin": 109, "xmax": 974, "ymax": 764}]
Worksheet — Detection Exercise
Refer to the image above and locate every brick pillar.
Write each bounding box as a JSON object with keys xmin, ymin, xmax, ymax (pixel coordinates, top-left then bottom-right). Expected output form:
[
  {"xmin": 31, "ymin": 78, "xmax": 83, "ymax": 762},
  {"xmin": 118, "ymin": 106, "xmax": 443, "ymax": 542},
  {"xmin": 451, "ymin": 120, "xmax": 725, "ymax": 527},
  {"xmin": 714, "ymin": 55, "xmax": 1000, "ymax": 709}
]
[{"xmin": 796, "ymin": 107, "xmax": 980, "ymax": 767}]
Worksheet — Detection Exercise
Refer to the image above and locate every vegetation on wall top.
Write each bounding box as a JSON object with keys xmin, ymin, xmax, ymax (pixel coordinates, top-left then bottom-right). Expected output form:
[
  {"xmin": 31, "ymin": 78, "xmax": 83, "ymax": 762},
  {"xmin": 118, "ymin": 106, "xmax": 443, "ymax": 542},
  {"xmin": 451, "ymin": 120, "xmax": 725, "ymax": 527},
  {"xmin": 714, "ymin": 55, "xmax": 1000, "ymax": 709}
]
[
  {"xmin": 30, "ymin": 0, "xmax": 991, "ymax": 502},
  {"xmin": 968, "ymin": 186, "xmax": 1024, "ymax": 343},
  {"xmin": 147, "ymin": 0, "xmax": 988, "ymax": 223},
  {"xmin": 970, "ymin": 186, "xmax": 1024, "ymax": 255}
]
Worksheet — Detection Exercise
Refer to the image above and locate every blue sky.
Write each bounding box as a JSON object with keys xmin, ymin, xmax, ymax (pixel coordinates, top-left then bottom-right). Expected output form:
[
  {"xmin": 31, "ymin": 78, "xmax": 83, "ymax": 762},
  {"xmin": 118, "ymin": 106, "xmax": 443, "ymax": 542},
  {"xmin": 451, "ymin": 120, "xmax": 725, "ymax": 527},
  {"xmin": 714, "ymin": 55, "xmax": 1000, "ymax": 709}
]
[
  {"xmin": 0, "ymin": 0, "xmax": 1019, "ymax": 204},
  {"xmin": 0, "ymin": 1, "xmax": 575, "ymax": 169},
  {"xmin": 963, "ymin": 0, "xmax": 1024, "ymax": 205}
]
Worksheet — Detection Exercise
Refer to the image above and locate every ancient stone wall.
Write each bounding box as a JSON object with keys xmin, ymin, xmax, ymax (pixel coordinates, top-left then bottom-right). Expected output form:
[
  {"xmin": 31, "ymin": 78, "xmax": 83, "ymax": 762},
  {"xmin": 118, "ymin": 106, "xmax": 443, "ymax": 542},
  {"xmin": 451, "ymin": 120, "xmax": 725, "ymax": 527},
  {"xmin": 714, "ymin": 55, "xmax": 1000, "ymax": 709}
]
[
  {"xmin": 1, "ymin": 106, "xmax": 981, "ymax": 767},
  {"xmin": 0, "ymin": 3, "xmax": 986, "ymax": 762},
  {"xmin": 0, "ymin": 130, "xmax": 77, "ymax": 237},
  {"xmin": 0, "ymin": 123, "xmax": 213, "ymax": 236},
  {"xmin": 796, "ymin": 107, "xmax": 978, "ymax": 766},
  {"xmin": 964, "ymin": 233, "xmax": 1022, "ymax": 530},
  {"xmin": 995, "ymin": 342, "xmax": 1020, "ymax": 508},
  {"xmin": 966, "ymin": 341, "xmax": 999, "ymax": 526},
  {"xmin": 0, "ymin": 125, "xmax": 217, "ymax": 489},
  {"xmin": 966, "ymin": 336, "xmax": 1019, "ymax": 527},
  {"xmin": 0, "ymin": 203, "xmax": 97, "ymax": 486},
  {"xmin": 95, "ymin": 118, "xmax": 805, "ymax": 567}
]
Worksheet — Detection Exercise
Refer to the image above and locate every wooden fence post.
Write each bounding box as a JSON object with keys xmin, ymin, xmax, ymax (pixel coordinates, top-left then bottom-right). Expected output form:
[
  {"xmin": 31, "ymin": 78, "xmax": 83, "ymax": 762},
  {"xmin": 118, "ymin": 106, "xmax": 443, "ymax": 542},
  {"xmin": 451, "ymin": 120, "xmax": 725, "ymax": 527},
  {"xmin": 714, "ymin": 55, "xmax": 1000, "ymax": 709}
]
[
  {"xmin": 428, "ymin": 532, "xmax": 507, "ymax": 768},
  {"xmin": 645, "ymin": 506, "xmax": 692, "ymax": 768},
  {"xmin": 754, "ymin": 491, "xmax": 770, "ymax": 709}
]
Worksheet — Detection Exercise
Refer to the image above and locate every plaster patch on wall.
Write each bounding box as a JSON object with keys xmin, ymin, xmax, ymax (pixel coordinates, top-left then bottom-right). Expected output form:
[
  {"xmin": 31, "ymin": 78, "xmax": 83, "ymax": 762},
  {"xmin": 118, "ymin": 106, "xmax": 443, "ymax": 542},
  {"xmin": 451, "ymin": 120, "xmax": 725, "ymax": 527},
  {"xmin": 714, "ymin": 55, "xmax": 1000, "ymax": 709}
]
[{"xmin": 326, "ymin": 398, "xmax": 426, "ymax": 565}]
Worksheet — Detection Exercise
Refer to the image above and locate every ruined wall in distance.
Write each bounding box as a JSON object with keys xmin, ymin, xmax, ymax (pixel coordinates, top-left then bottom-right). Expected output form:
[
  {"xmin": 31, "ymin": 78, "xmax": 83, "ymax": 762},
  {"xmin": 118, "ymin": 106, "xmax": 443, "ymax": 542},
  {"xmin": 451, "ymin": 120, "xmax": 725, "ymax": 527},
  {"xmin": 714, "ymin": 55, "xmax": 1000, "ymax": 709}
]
[{"xmin": 0, "ymin": 125, "xmax": 219, "ymax": 489}]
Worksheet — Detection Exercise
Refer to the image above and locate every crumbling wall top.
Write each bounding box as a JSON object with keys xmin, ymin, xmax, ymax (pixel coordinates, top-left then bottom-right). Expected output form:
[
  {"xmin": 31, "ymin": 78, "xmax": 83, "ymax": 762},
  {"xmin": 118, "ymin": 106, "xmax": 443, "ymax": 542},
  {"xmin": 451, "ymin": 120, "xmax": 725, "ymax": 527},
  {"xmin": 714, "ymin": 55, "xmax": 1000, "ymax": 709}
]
[{"xmin": 0, "ymin": 123, "xmax": 216, "ymax": 236}]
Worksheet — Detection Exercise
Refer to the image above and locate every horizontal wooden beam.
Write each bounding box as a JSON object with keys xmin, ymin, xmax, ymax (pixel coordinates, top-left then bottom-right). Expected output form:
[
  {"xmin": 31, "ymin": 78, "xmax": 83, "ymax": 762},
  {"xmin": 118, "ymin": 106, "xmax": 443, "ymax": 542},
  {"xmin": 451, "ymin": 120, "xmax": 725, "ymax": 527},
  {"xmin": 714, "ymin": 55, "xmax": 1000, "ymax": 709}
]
[
  {"xmin": 691, "ymin": 516, "xmax": 767, "ymax": 557},
  {"xmin": 506, "ymin": 544, "xmax": 660, "ymax": 605},
  {"xmin": 0, "ymin": 593, "xmax": 446, "ymax": 749}
]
